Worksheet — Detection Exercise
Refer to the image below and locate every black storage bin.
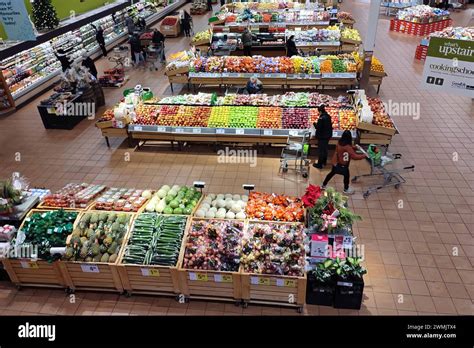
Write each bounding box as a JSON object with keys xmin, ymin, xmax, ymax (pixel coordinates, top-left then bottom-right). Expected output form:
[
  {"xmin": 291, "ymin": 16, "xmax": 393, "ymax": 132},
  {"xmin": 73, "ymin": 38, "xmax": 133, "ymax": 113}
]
[
  {"xmin": 37, "ymin": 94, "xmax": 90, "ymax": 130},
  {"xmin": 306, "ymin": 273, "xmax": 335, "ymax": 306},
  {"xmin": 334, "ymin": 277, "xmax": 364, "ymax": 310}
]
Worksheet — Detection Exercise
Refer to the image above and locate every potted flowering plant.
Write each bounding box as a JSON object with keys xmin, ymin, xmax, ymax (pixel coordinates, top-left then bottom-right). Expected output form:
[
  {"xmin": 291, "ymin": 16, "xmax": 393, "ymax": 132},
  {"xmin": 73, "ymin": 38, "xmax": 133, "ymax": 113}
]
[
  {"xmin": 301, "ymin": 185, "xmax": 322, "ymax": 228},
  {"xmin": 306, "ymin": 258, "xmax": 336, "ymax": 306},
  {"xmin": 333, "ymin": 257, "xmax": 366, "ymax": 310}
]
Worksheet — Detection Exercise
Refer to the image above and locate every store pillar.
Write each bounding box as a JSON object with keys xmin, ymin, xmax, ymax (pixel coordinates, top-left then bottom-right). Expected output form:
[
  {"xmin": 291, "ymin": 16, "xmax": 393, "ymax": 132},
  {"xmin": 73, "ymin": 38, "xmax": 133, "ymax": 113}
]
[{"xmin": 360, "ymin": 0, "xmax": 382, "ymax": 90}]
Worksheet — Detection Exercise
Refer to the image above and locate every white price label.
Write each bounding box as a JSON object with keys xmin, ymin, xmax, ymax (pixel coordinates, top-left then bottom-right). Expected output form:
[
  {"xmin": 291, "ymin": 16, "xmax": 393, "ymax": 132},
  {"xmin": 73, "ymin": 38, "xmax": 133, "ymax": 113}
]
[
  {"xmin": 141, "ymin": 268, "xmax": 159, "ymax": 277},
  {"xmin": 81, "ymin": 264, "xmax": 99, "ymax": 273},
  {"xmin": 263, "ymin": 129, "xmax": 273, "ymax": 136},
  {"xmin": 189, "ymin": 272, "xmax": 197, "ymax": 280},
  {"xmin": 20, "ymin": 261, "xmax": 39, "ymax": 269},
  {"xmin": 134, "ymin": 126, "xmax": 143, "ymax": 131},
  {"xmin": 192, "ymin": 128, "xmax": 201, "ymax": 134},
  {"xmin": 216, "ymin": 128, "xmax": 225, "ymax": 134},
  {"xmin": 214, "ymin": 274, "xmax": 232, "ymax": 283},
  {"xmin": 175, "ymin": 128, "xmax": 184, "ymax": 133},
  {"xmin": 236, "ymin": 129, "xmax": 245, "ymax": 135},
  {"xmin": 157, "ymin": 127, "xmax": 166, "ymax": 132},
  {"xmin": 289, "ymin": 130, "xmax": 298, "ymax": 136}
]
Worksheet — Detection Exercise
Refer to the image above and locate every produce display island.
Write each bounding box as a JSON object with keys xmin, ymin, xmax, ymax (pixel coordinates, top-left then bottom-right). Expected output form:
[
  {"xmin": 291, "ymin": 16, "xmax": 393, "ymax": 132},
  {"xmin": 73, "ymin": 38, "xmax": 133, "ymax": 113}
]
[
  {"xmin": 94, "ymin": 89, "xmax": 397, "ymax": 148},
  {"xmin": 0, "ymin": 181, "xmax": 368, "ymax": 311}
]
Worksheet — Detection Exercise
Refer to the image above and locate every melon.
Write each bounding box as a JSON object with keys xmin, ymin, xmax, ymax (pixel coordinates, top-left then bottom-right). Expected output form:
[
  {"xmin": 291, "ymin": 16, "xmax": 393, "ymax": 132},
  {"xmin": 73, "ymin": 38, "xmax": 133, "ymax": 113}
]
[
  {"xmin": 235, "ymin": 212, "xmax": 246, "ymax": 219},
  {"xmin": 225, "ymin": 211, "xmax": 235, "ymax": 219},
  {"xmin": 205, "ymin": 211, "xmax": 216, "ymax": 218},
  {"xmin": 195, "ymin": 209, "xmax": 205, "ymax": 218},
  {"xmin": 233, "ymin": 194, "xmax": 240, "ymax": 201}
]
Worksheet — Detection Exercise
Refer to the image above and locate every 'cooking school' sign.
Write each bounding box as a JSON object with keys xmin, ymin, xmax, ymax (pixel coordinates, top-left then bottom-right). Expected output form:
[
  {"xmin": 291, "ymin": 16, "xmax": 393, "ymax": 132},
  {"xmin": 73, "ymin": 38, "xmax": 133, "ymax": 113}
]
[{"xmin": 421, "ymin": 36, "xmax": 474, "ymax": 98}]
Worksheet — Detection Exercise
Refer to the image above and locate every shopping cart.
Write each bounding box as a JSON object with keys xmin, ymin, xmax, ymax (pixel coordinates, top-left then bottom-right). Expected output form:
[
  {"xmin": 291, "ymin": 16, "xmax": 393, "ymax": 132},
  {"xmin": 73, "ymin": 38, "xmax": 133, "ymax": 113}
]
[
  {"xmin": 279, "ymin": 131, "xmax": 311, "ymax": 178},
  {"xmin": 351, "ymin": 144, "xmax": 415, "ymax": 198},
  {"xmin": 144, "ymin": 45, "xmax": 162, "ymax": 71},
  {"xmin": 108, "ymin": 46, "xmax": 130, "ymax": 69}
]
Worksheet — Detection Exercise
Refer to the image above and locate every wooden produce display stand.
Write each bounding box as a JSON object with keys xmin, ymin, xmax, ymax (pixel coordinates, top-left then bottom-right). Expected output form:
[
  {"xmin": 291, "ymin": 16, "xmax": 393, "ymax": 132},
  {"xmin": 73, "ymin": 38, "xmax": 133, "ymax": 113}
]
[
  {"xmin": 1, "ymin": 209, "xmax": 80, "ymax": 289},
  {"xmin": 165, "ymin": 66, "xmax": 190, "ymax": 93},
  {"xmin": 354, "ymin": 90, "xmax": 397, "ymax": 146},
  {"xmin": 116, "ymin": 215, "xmax": 190, "ymax": 298},
  {"xmin": 368, "ymin": 71, "xmax": 388, "ymax": 94},
  {"xmin": 240, "ymin": 220, "xmax": 306, "ymax": 312},
  {"xmin": 177, "ymin": 218, "xmax": 243, "ymax": 304},
  {"xmin": 58, "ymin": 211, "xmax": 136, "ymax": 294},
  {"xmin": 160, "ymin": 16, "xmax": 181, "ymax": 37},
  {"xmin": 96, "ymin": 120, "xmax": 131, "ymax": 148},
  {"xmin": 340, "ymin": 19, "xmax": 355, "ymax": 28}
]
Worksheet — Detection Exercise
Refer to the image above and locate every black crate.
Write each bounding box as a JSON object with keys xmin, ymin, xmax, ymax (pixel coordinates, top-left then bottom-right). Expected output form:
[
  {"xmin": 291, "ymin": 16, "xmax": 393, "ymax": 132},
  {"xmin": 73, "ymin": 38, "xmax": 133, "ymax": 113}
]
[
  {"xmin": 334, "ymin": 277, "xmax": 364, "ymax": 310},
  {"xmin": 306, "ymin": 273, "xmax": 334, "ymax": 306}
]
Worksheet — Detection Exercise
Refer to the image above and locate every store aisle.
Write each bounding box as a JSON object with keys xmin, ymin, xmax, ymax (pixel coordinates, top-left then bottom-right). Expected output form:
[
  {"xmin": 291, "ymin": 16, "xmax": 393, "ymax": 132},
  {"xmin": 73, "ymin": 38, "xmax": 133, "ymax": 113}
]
[{"xmin": 0, "ymin": 2, "xmax": 473, "ymax": 316}]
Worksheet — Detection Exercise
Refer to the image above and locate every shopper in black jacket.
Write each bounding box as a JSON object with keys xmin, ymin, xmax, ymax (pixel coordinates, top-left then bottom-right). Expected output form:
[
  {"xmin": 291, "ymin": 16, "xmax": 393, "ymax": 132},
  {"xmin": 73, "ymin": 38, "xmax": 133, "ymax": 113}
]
[
  {"xmin": 91, "ymin": 24, "xmax": 107, "ymax": 57},
  {"xmin": 313, "ymin": 105, "xmax": 333, "ymax": 169},
  {"xmin": 181, "ymin": 11, "xmax": 192, "ymax": 37},
  {"xmin": 286, "ymin": 35, "xmax": 298, "ymax": 57},
  {"xmin": 54, "ymin": 48, "xmax": 71, "ymax": 72},
  {"xmin": 82, "ymin": 53, "xmax": 98, "ymax": 79}
]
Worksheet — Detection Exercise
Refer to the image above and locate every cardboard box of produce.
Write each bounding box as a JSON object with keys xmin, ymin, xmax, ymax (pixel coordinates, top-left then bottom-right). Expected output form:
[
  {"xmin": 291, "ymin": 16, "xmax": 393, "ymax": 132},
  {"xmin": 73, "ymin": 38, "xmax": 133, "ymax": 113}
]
[{"xmin": 95, "ymin": 120, "xmax": 114, "ymax": 129}]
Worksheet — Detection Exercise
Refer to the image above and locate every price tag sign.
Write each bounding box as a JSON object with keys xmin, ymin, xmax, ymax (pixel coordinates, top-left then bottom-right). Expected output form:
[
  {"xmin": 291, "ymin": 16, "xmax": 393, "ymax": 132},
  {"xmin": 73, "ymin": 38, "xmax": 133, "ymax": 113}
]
[
  {"xmin": 276, "ymin": 279, "xmax": 297, "ymax": 287},
  {"xmin": 222, "ymin": 73, "xmax": 230, "ymax": 77},
  {"xmin": 20, "ymin": 261, "xmax": 39, "ymax": 269},
  {"xmin": 141, "ymin": 268, "xmax": 160, "ymax": 277},
  {"xmin": 81, "ymin": 264, "xmax": 100, "ymax": 273},
  {"xmin": 263, "ymin": 129, "xmax": 273, "ymax": 136},
  {"xmin": 157, "ymin": 127, "xmax": 166, "ymax": 132},
  {"xmin": 189, "ymin": 272, "xmax": 208, "ymax": 281},
  {"xmin": 216, "ymin": 128, "xmax": 225, "ymax": 134},
  {"xmin": 251, "ymin": 276, "xmax": 270, "ymax": 286},
  {"xmin": 236, "ymin": 129, "xmax": 245, "ymax": 135},
  {"xmin": 214, "ymin": 274, "xmax": 233, "ymax": 283},
  {"xmin": 134, "ymin": 126, "xmax": 143, "ymax": 132},
  {"xmin": 175, "ymin": 128, "xmax": 185, "ymax": 133},
  {"xmin": 264, "ymin": 73, "xmax": 273, "ymax": 78},
  {"xmin": 192, "ymin": 128, "xmax": 201, "ymax": 134},
  {"xmin": 289, "ymin": 130, "xmax": 298, "ymax": 136}
]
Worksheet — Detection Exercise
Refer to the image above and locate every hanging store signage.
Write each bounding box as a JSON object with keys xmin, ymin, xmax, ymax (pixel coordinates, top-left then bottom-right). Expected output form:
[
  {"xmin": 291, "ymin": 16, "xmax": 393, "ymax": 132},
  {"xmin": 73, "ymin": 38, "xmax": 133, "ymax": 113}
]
[
  {"xmin": 421, "ymin": 37, "xmax": 474, "ymax": 97},
  {"xmin": 0, "ymin": 0, "xmax": 36, "ymax": 41}
]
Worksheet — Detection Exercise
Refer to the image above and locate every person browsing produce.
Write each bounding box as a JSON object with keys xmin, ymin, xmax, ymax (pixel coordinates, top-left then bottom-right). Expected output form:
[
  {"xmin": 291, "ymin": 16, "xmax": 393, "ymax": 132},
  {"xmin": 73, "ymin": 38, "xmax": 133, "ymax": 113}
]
[
  {"xmin": 286, "ymin": 35, "xmax": 298, "ymax": 57},
  {"xmin": 246, "ymin": 76, "xmax": 263, "ymax": 94},
  {"xmin": 242, "ymin": 28, "xmax": 254, "ymax": 56},
  {"xmin": 321, "ymin": 130, "xmax": 366, "ymax": 195},
  {"xmin": 313, "ymin": 105, "xmax": 333, "ymax": 169}
]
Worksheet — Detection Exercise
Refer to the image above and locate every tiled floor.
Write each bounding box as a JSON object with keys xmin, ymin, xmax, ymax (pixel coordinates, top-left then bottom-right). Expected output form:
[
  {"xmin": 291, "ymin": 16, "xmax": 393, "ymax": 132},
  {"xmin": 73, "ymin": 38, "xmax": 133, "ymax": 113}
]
[{"xmin": 0, "ymin": 1, "xmax": 473, "ymax": 316}]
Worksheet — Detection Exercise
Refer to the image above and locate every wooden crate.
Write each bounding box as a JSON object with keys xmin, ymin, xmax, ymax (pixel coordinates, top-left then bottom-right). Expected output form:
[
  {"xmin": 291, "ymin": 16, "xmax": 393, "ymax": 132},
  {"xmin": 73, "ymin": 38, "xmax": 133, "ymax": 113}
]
[
  {"xmin": 168, "ymin": 74, "xmax": 189, "ymax": 84},
  {"xmin": 95, "ymin": 120, "xmax": 114, "ymax": 129},
  {"xmin": 370, "ymin": 71, "xmax": 387, "ymax": 78},
  {"xmin": 177, "ymin": 217, "xmax": 243, "ymax": 303},
  {"xmin": 58, "ymin": 211, "xmax": 136, "ymax": 293},
  {"xmin": 239, "ymin": 220, "xmax": 306, "ymax": 310},
  {"xmin": 100, "ymin": 127, "xmax": 128, "ymax": 138},
  {"xmin": 1, "ymin": 259, "xmax": 67, "ymax": 289},
  {"xmin": 357, "ymin": 119, "xmax": 397, "ymax": 136},
  {"xmin": 192, "ymin": 38, "xmax": 211, "ymax": 46},
  {"xmin": 340, "ymin": 37, "xmax": 361, "ymax": 45},
  {"xmin": 1, "ymin": 208, "xmax": 80, "ymax": 289},
  {"xmin": 165, "ymin": 66, "xmax": 190, "ymax": 76},
  {"xmin": 240, "ymin": 271, "xmax": 306, "ymax": 310},
  {"xmin": 116, "ymin": 215, "xmax": 190, "ymax": 297}
]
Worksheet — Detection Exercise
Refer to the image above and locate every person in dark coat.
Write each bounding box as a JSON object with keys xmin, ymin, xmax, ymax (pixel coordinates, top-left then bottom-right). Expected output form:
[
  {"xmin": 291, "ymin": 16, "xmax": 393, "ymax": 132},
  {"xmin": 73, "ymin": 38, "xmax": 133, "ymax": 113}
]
[
  {"xmin": 246, "ymin": 76, "xmax": 263, "ymax": 94},
  {"xmin": 241, "ymin": 28, "xmax": 254, "ymax": 56},
  {"xmin": 152, "ymin": 29, "xmax": 166, "ymax": 63},
  {"xmin": 286, "ymin": 35, "xmax": 298, "ymax": 57},
  {"xmin": 91, "ymin": 24, "xmax": 107, "ymax": 57},
  {"xmin": 313, "ymin": 105, "xmax": 333, "ymax": 169},
  {"xmin": 82, "ymin": 53, "xmax": 98, "ymax": 79},
  {"xmin": 207, "ymin": 0, "xmax": 212, "ymax": 11},
  {"xmin": 129, "ymin": 34, "xmax": 144, "ymax": 66},
  {"xmin": 54, "ymin": 48, "xmax": 71, "ymax": 72},
  {"xmin": 181, "ymin": 11, "xmax": 192, "ymax": 37}
]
